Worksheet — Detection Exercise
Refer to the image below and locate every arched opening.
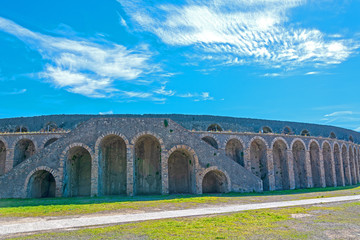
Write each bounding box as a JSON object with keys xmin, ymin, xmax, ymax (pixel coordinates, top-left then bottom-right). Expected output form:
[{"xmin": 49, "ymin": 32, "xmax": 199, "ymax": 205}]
[
  {"xmin": 135, "ymin": 135, "xmax": 161, "ymax": 195},
  {"xmin": 301, "ymin": 130, "xmax": 310, "ymax": 136},
  {"xmin": 0, "ymin": 141, "xmax": 6, "ymax": 176},
  {"xmin": 250, "ymin": 139, "xmax": 269, "ymax": 190},
  {"xmin": 283, "ymin": 127, "xmax": 292, "ymax": 135},
  {"xmin": 13, "ymin": 139, "xmax": 35, "ymax": 167},
  {"xmin": 292, "ymin": 141, "xmax": 307, "ymax": 189},
  {"xmin": 349, "ymin": 147, "xmax": 356, "ymax": 184},
  {"xmin": 329, "ymin": 132, "xmax": 336, "ymax": 139},
  {"xmin": 66, "ymin": 146, "xmax": 92, "ymax": 197},
  {"xmin": 262, "ymin": 126, "xmax": 272, "ymax": 134},
  {"xmin": 28, "ymin": 170, "xmax": 56, "ymax": 198},
  {"xmin": 342, "ymin": 145, "xmax": 351, "ymax": 185},
  {"xmin": 44, "ymin": 122, "xmax": 58, "ymax": 132},
  {"xmin": 15, "ymin": 126, "xmax": 28, "ymax": 133},
  {"xmin": 334, "ymin": 144, "xmax": 344, "ymax": 186},
  {"xmin": 225, "ymin": 139, "xmax": 244, "ymax": 167},
  {"xmin": 310, "ymin": 142, "xmax": 321, "ymax": 188},
  {"xmin": 323, "ymin": 142, "xmax": 335, "ymax": 187},
  {"xmin": 273, "ymin": 140, "xmax": 289, "ymax": 190},
  {"xmin": 207, "ymin": 124, "xmax": 223, "ymax": 132},
  {"xmin": 99, "ymin": 135, "xmax": 127, "ymax": 195},
  {"xmin": 202, "ymin": 136, "xmax": 218, "ymax": 149},
  {"xmin": 168, "ymin": 149, "xmax": 194, "ymax": 194},
  {"xmin": 44, "ymin": 138, "xmax": 58, "ymax": 148},
  {"xmin": 202, "ymin": 170, "xmax": 228, "ymax": 193}
]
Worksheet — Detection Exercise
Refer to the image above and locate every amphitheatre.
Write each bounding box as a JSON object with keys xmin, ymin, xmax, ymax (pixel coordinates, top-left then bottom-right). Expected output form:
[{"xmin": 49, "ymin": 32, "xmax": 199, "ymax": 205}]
[{"xmin": 0, "ymin": 114, "xmax": 359, "ymax": 199}]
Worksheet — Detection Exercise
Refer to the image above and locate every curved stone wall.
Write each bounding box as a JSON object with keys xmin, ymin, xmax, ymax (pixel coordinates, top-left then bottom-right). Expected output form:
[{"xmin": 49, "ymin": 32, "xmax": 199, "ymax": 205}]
[{"xmin": 0, "ymin": 116, "xmax": 359, "ymax": 199}]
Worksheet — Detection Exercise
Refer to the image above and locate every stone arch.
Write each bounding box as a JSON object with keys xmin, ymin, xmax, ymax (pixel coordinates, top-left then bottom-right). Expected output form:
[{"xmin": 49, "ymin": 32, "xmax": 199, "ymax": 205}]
[
  {"xmin": 272, "ymin": 138, "xmax": 290, "ymax": 190},
  {"xmin": 43, "ymin": 138, "xmax": 58, "ymax": 148},
  {"xmin": 64, "ymin": 145, "xmax": 92, "ymax": 197},
  {"xmin": 342, "ymin": 144, "xmax": 351, "ymax": 185},
  {"xmin": 13, "ymin": 138, "xmax": 36, "ymax": 167},
  {"xmin": 201, "ymin": 136, "xmax": 219, "ymax": 149},
  {"xmin": 134, "ymin": 134, "xmax": 162, "ymax": 195},
  {"xmin": 283, "ymin": 126, "xmax": 292, "ymax": 135},
  {"xmin": 322, "ymin": 141, "xmax": 335, "ymax": 187},
  {"xmin": 24, "ymin": 166, "xmax": 60, "ymax": 198},
  {"xmin": 301, "ymin": 129, "xmax": 310, "ymax": 136},
  {"xmin": 97, "ymin": 134, "xmax": 127, "ymax": 195},
  {"xmin": 207, "ymin": 123, "xmax": 223, "ymax": 132},
  {"xmin": 225, "ymin": 138, "xmax": 244, "ymax": 167},
  {"xmin": 167, "ymin": 148, "xmax": 195, "ymax": 194},
  {"xmin": 249, "ymin": 137, "xmax": 269, "ymax": 190},
  {"xmin": 349, "ymin": 146, "xmax": 356, "ymax": 184},
  {"xmin": 0, "ymin": 138, "xmax": 7, "ymax": 176},
  {"xmin": 200, "ymin": 167, "xmax": 230, "ymax": 193},
  {"xmin": 333, "ymin": 143, "xmax": 344, "ymax": 186},
  {"xmin": 291, "ymin": 139, "xmax": 307, "ymax": 189},
  {"xmin": 329, "ymin": 132, "xmax": 336, "ymax": 139},
  {"xmin": 309, "ymin": 140, "xmax": 321, "ymax": 188},
  {"xmin": 261, "ymin": 126, "xmax": 273, "ymax": 134}
]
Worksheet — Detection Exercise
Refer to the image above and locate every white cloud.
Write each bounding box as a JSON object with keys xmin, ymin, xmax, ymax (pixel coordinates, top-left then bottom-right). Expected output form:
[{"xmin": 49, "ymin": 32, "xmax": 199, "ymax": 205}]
[
  {"xmin": 305, "ymin": 71, "xmax": 319, "ymax": 75},
  {"xmin": 99, "ymin": 110, "xmax": 114, "ymax": 115},
  {"xmin": 119, "ymin": 0, "xmax": 359, "ymax": 68},
  {"xmin": 154, "ymin": 85, "xmax": 175, "ymax": 96},
  {"xmin": 324, "ymin": 111, "xmax": 353, "ymax": 117},
  {"xmin": 354, "ymin": 127, "xmax": 360, "ymax": 132},
  {"xmin": 262, "ymin": 73, "xmax": 281, "ymax": 77},
  {"xmin": 0, "ymin": 17, "xmax": 160, "ymax": 99}
]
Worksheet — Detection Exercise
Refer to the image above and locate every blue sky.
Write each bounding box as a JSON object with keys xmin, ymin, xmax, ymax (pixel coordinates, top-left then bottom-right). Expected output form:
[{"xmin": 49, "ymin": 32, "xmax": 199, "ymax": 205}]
[{"xmin": 0, "ymin": 0, "xmax": 359, "ymax": 131}]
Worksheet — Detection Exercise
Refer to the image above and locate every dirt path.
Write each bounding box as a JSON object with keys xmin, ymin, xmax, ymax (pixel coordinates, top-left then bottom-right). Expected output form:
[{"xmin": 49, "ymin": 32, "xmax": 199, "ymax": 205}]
[{"xmin": 1, "ymin": 195, "xmax": 360, "ymax": 237}]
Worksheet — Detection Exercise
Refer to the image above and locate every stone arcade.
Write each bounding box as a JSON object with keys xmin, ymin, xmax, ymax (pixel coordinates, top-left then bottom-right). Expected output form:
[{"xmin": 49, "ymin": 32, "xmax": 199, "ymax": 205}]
[{"xmin": 0, "ymin": 114, "xmax": 359, "ymax": 198}]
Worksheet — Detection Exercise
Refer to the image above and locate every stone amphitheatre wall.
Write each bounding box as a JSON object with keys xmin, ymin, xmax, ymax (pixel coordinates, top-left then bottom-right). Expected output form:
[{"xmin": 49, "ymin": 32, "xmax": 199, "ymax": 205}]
[{"xmin": 0, "ymin": 115, "xmax": 359, "ymax": 199}]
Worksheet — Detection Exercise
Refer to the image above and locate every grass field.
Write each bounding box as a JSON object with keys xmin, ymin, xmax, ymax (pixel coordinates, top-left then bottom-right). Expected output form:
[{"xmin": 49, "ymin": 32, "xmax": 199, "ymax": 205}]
[
  {"xmin": 0, "ymin": 185, "xmax": 359, "ymax": 218},
  {"xmin": 11, "ymin": 201, "xmax": 360, "ymax": 239}
]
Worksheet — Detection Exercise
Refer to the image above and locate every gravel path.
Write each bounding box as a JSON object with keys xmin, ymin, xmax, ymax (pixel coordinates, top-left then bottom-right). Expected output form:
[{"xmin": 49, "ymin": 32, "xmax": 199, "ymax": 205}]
[{"xmin": 1, "ymin": 195, "xmax": 360, "ymax": 236}]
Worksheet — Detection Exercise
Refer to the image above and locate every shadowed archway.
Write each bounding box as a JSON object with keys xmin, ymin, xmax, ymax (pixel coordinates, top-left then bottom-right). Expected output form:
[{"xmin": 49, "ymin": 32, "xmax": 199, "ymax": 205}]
[
  {"xmin": 135, "ymin": 135, "xmax": 161, "ymax": 195},
  {"xmin": 202, "ymin": 170, "xmax": 228, "ymax": 193},
  {"xmin": 14, "ymin": 139, "xmax": 35, "ymax": 167},
  {"xmin": 65, "ymin": 146, "xmax": 92, "ymax": 197},
  {"xmin": 99, "ymin": 135, "xmax": 127, "ymax": 195},
  {"xmin": 27, "ymin": 170, "xmax": 56, "ymax": 198},
  {"xmin": 168, "ymin": 149, "xmax": 194, "ymax": 194},
  {"xmin": 225, "ymin": 139, "xmax": 244, "ymax": 167}
]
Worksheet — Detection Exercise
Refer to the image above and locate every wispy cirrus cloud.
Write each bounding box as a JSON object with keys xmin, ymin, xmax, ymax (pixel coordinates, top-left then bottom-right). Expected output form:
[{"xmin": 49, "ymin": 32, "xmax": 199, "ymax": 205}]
[
  {"xmin": 0, "ymin": 88, "xmax": 27, "ymax": 95},
  {"xmin": 119, "ymin": 0, "xmax": 359, "ymax": 68},
  {"xmin": 321, "ymin": 111, "xmax": 360, "ymax": 130},
  {"xmin": 0, "ymin": 17, "xmax": 161, "ymax": 99}
]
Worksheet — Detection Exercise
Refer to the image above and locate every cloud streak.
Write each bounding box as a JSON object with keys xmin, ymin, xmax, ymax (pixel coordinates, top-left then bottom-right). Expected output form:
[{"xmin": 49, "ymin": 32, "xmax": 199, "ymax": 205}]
[
  {"xmin": 119, "ymin": 0, "xmax": 359, "ymax": 68},
  {"xmin": 0, "ymin": 17, "xmax": 159, "ymax": 98}
]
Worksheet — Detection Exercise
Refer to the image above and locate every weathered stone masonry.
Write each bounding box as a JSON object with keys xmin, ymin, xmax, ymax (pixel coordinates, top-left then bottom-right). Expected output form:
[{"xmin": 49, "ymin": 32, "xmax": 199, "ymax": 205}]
[{"xmin": 0, "ymin": 114, "xmax": 359, "ymax": 199}]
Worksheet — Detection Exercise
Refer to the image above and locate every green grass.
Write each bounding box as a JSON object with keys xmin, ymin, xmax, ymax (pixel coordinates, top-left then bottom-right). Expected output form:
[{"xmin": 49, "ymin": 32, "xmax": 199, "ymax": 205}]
[
  {"xmin": 0, "ymin": 184, "xmax": 359, "ymax": 218},
  {"xmin": 12, "ymin": 207, "xmax": 311, "ymax": 240}
]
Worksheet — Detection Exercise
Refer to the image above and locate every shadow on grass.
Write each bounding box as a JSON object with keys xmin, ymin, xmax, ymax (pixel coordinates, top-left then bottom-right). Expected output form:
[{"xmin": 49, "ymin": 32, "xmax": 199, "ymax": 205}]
[{"xmin": 0, "ymin": 184, "xmax": 359, "ymax": 209}]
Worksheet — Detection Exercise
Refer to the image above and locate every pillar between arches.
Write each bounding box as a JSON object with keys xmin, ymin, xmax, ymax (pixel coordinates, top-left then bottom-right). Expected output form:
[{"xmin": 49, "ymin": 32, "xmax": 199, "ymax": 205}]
[
  {"xmin": 266, "ymin": 149, "xmax": 275, "ymax": 191},
  {"xmin": 319, "ymin": 150, "xmax": 326, "ymax": 188},
  {"xmin": 329, "ymin": 148, "xmax": 337, "ymax": 187},
  {"xmin": 338, "ymin": 149, "xmax": 345, "ymax": 186},
  {"xmin": 126, "ymin": 144, "xmax": 134, "ymax": 196},
  {"xmin": 286, "ymin": 149, "xmax": 295, "ymax": 190},
  {"xmin": 305, "ymin": 150, "xmax": 313, "ymax": 188}
]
